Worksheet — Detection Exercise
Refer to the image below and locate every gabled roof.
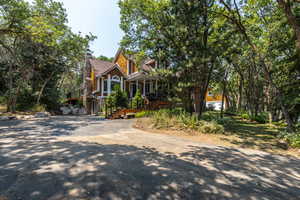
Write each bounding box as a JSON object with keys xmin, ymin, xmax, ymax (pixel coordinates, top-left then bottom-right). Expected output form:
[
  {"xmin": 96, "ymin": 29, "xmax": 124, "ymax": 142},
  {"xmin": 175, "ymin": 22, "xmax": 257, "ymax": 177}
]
[
  {"xmin": 88, "ymin": 58, "xmax": 127, "ymax": 78},
  {"xmin": 89, "ymin": 59, "xmax": 115, "ymax": 75},
  {"xmin": 99, "ymin": 63, "xmax": 127, "ymax": 77}
]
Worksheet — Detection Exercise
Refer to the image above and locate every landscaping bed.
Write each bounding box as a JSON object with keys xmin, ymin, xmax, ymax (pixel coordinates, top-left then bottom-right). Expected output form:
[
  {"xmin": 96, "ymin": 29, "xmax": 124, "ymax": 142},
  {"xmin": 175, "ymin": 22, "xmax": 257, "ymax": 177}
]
[{"xmin": 134, "ymin": 110, "xmax": 300, "ymax": 157}]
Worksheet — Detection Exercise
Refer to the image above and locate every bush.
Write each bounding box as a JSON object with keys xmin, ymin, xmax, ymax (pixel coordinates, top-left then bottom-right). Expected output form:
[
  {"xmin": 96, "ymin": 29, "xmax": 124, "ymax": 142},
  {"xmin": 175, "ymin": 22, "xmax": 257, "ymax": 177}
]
[
  {"xmin": 251, "ymin": 115, "xmax": 267, "ymax": 124},
  {"xmin": 32, "ymin": 104, "xmax": 47, "ymax": 112},
  {"xmin": 241, "ymin": 113, "xmax": 250, "ymax": 120},
  {"xmin": 198, "ymin": 121, "xmax": 225, "ymax": 134},
  {"xmin": 112, "ymin": 85, "xmax": 128, "ymax": 108},
  {"xmin": 132, "ymin": 89, "xmax": 143, "ymax": 109},
  {"xmin": 240, "ymin": 112, "xmax": 267, "ymax": 124},
  {"xmin": 216, "ymin": 117, "xmax": 232, "ymax": 125},
  {"xmin": 150, "ymin": 109, "xmax": 225, "ymax": 134},
  {"xmin": 278, "ymin": 131, "xmax": 300, "ymax": 148},
  {"xmin": 0, "ymin": 96, "xmax": 6, "ymax": 104},
  {"xmin": 135, "ymin": 110, "xmax": 153, "ymax": 118}
]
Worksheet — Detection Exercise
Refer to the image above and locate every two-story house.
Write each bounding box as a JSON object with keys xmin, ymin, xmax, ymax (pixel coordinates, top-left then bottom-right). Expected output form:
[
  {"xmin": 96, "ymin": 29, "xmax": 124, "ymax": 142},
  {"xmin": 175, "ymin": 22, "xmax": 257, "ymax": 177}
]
[
  {"xmin": 83, "ymin": 50, "xmax": 160, "ymax": 114},
  {"xmin": 83, "ymin": 49, "xmax": 227, "ymax": 114}
]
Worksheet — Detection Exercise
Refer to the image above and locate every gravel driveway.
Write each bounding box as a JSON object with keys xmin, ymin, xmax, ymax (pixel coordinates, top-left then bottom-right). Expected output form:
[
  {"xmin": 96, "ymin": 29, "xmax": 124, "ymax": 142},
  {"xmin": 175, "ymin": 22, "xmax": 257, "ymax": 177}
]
[{"xmin": 1, "ymin": 116, "xmax": 300, "ymax": 200}]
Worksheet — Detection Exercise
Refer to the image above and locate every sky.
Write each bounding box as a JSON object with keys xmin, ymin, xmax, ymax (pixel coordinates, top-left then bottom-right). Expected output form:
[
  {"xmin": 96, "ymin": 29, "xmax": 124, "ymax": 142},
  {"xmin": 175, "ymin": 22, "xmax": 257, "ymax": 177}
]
[{"xmin": 28, "ymin": 0, "xmax": 124, "ymax": 58}]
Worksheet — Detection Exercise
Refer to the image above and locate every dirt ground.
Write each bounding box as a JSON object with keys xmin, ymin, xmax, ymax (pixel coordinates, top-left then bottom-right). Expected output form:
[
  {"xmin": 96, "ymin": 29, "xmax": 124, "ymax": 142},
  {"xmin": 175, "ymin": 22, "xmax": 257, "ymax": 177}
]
[{"xmin": 1, "ymin": 116, "xmax": 300, "ymax": 200}]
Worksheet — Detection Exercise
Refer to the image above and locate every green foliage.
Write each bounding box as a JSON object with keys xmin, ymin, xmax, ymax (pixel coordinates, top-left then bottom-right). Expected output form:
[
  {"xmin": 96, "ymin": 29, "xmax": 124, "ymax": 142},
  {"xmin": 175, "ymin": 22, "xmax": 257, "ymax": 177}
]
[
  {"xmin": 150, "ymin": 109, "xmax": 225, "ymax": 134},
  {"xmin": 251, "ymin": 114, "xmax": 267, "ymax": 124},
  {"xmin": 111, "ymin": 85, "xmax": 128, "ymax": 109},
  {"xmin": 241, "ymin": 113, "xmax": 251, "ymax": 120},
  {"xmin": 0, "ymin": 96, "xmax": 6, "ymax": 104},
  {"xmin": 15, "ymin": 89, "xmax": 36, "ymax": 111},
  {"xmin": 119, "ymin": 0, "xmax": 300, "ymax": 131},
  {"xmin": 132, "ymin": 89, "xmax": 143, "ymax": 109},
  {"xmin": 240, "ymin": 112, "xmax": 267, "ymax": 124},
  {"xmin": 106, "ymin": 95, "xmax": 114, "ymax": 109},
  {"xmin": 278, "ymin": 131, "xmax": 300, "ymax": 148},
  {"xmin": 32, "ymin": 104, "xmax": 47, "ymax": 112},
  {"xmin": 135, "ymin": 110, "xmax": 153, "ymax": 118},
  {"xmin": 198, "ymin": 121, "xmax": 225, "ymax": 134},
  {"xmin": 97, "ymin": 55, "xmax": 113, "ymax": 62},
  {"xmin": 0, "ymin": 0, "xmax": 95, "ymax": 112}
]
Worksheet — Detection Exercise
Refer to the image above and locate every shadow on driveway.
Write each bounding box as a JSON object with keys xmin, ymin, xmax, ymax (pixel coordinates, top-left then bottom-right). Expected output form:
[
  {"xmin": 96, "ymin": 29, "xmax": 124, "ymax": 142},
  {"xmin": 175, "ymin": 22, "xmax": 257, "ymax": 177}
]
[{"xmin": 1, "ymin": 117, "xmax": 300, "ymax": 200}]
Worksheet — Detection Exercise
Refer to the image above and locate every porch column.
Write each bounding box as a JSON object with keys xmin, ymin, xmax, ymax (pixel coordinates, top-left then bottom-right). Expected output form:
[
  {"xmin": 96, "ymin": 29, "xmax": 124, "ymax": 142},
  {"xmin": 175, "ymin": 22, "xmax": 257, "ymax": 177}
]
[
  {"xmin": 121, "ymin": 77, "xmax": 124, "ymax": 91},
  {"xmin": 136, "ymin": 80, "xmax": 138, "ymax": 93},
  {"xmin": 97, "ymin": 77, "xmax": 100, "ymax": 91},
  {"xmin": 101, "ymin": 77, "xmax": 104, "ymax": 96},
  {"xmin": 143, "ymin": 79, "xmax": 146, "ymax": 96},
  {"xmin": 155, "ymin": 80, "xmax": 158, "ymax": 94},
  {"xmin": 108, "ymin": 74, "xmax": 111, "ymax": 95}
]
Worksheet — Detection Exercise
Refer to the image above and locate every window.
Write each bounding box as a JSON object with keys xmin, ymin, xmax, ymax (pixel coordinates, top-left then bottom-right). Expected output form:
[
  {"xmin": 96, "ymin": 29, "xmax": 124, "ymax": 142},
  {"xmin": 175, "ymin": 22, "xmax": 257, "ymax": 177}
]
[
  {"xmin": 103, "ymin": 80, "xmax": 108, "ymax": 93},
  {"xmin": 111, "ymin": 75, "xmax": 121, "ymax": 91},
  {"xmin": 112, "ymin": 75, "xmax": 120, "ymax": 82}
]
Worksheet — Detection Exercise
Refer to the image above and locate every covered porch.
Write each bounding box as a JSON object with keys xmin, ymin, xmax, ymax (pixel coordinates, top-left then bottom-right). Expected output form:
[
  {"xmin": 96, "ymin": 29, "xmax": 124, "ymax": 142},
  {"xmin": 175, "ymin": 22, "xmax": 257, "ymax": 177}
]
[{"xmin": 127, "ymin": 72, "xmax": 165, "ymax": 100}]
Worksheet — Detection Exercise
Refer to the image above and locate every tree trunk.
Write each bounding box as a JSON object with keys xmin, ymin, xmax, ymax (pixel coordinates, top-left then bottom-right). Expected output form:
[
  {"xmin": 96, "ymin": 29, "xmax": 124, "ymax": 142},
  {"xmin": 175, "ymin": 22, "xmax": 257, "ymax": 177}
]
[
  {"xmin": 220, "ymin": 72, "xmax": 228, "ymax": 118},
  {"xmin": 237, "ymin": 75, "xmax": 243, "ymax": 111},
  {"xmin": 36, "ymin": 71, "xmax": 55, "ymax": 105}
]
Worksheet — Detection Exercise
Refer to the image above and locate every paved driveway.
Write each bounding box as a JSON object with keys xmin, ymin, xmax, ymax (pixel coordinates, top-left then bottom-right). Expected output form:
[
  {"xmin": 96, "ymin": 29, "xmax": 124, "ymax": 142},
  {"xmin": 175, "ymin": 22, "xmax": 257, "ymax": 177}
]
[{"xmin": 1, "ymin": 116, "xmax": 300, "ymax": 200}]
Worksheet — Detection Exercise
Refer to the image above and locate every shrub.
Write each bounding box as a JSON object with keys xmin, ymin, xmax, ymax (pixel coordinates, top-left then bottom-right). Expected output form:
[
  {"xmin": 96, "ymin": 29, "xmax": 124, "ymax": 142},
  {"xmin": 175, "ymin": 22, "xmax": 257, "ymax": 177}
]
[
  {"xmin": 0, "ymin": 96, "xmax": 6, "ymax": 104},
  {"xmin": 32, "ymin": 104, "xmax": 47, "ymax": 112},
  {"xmin": 216, "ymin": 117, "xmax": 232, "ymax": 125},
  {"xmin": 135, "ymin": 110, "xmax": 153, "ymax": 118},
  {"xmin": 132, "ymin": 89, "xmax": 143, "ymax": 109},
  {"xmin": 112, "ymin": 85, "xmax": 128, "ymax": 108},
  {"xmin": 240, "ymin": 112, "xmax": 267, "ymax": 124},
  {"xmin": 251, "ymin": 115, "xmax": 266, "ymax": 124},
  {"xmin": 150, "ymin": 109, "xmax": 225, "ymax": 134},
  {"xmin": 106, "ymin": 95, "xmax": 114, "ymax": 109},
  {"xmin": 198, "ymin": 121, "xmax": 225, "ymax": 134},
  {"xmin": 278, "ymin": 131, "xmax": 300, "ymax": 148},
  {"xmin": 241, "ymin": 113, "xmax": 250, "ymax": 120}
]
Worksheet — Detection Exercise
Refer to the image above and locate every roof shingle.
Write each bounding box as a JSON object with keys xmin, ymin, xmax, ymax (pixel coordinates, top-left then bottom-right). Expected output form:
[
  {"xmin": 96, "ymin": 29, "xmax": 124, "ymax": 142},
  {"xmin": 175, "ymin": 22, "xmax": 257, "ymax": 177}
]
[{"xmin": 89, "ymin": 59, "xmax": 114, "ymax": 76}]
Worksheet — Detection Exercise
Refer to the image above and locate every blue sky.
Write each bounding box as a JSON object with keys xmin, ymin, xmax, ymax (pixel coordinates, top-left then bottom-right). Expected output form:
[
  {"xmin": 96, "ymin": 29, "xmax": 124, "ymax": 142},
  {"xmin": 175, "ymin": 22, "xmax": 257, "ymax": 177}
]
[{"xmin": 28, "ymin": 0, "xmax": 123, "ymax": 58}]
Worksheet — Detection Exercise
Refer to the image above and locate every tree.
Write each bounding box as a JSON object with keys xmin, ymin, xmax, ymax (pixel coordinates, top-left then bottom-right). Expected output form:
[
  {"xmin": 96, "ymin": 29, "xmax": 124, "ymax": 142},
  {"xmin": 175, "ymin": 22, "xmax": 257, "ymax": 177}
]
[
  {"xmin": 97, "ymin": 55, "xmax": 114, "ymax": 62},
  {"xmin": 112, "ymin": 85, "xmax": 128, "ymax": 109},
  {"xmin": 119, "ymin": 0, "xmax": 219, "ymax": 117},
  {"xmin": 0, "ymin": 0, "xmax": 95, "ymax": 112}
]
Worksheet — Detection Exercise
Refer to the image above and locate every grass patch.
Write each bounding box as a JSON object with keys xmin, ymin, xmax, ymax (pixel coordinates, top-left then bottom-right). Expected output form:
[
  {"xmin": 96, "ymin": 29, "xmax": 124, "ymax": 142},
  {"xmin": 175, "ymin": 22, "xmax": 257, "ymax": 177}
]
[
  {"xmin": 148, "ymin": 109, "xmax": 225, "ymax": 134},
  {"xmin": 135, "ymin": 109, "xmax": 300, "ymax": 157}
]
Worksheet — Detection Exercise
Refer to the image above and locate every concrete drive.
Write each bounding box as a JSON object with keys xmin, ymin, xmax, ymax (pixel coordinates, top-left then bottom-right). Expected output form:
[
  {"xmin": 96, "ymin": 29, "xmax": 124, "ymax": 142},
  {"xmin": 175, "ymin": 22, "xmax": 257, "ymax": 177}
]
[{"xmin": 0, "ymin": 116, "xmax": 300, "ymax": 200}]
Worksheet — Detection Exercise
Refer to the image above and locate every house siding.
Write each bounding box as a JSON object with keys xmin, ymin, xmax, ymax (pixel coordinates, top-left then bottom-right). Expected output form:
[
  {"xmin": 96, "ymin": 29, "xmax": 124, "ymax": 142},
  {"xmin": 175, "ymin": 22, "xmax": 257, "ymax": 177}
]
[{"xmin": 115, "ymin": 52, "xmax": 138, "ymax": 75}]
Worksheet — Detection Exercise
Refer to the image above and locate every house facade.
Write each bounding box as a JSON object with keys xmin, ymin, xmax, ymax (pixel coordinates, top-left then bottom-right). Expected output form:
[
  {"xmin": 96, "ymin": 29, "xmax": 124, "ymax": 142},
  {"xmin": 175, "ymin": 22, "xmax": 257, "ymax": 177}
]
[
  {"xmin": 83, "ymin": 49, "xmax": 226, "ymax": 114},
  {"xmin": 83, "ymin": 50, "xmax": 161, "ymax": 114}
]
